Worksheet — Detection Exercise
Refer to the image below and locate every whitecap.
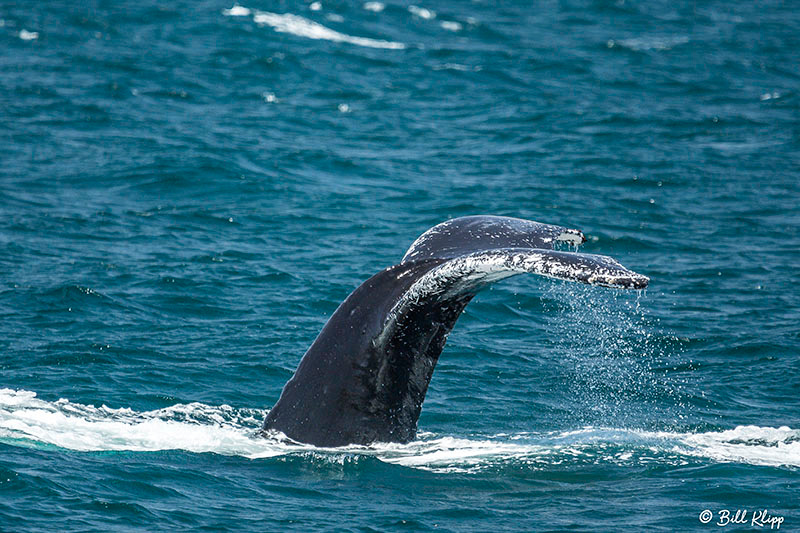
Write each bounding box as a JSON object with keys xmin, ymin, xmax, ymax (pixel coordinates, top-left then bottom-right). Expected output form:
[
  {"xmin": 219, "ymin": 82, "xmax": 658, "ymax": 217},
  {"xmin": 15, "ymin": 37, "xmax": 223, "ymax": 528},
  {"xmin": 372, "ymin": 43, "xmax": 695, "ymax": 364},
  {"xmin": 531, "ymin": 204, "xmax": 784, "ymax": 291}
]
[
  {"xmin": 19, "ymin": 29, "xmax": 39, "ymax": 41},
  {"xmin": 223, "ymin": 5, "xmax": 251, "ymax": 17},
  {"xmin": 409, "ymin": 5, "xmax": 436, "ymax": 20},
  {"xmin": 440, "ymin": 21, "xmax": 462, "ymax": 32},
  {"xmin": 363, "ymin": 2, "xmax": 385, "ymax": 12},
  {"xmin": 251, "ymin": 10, "xmax": 404, "ymax": 49}
]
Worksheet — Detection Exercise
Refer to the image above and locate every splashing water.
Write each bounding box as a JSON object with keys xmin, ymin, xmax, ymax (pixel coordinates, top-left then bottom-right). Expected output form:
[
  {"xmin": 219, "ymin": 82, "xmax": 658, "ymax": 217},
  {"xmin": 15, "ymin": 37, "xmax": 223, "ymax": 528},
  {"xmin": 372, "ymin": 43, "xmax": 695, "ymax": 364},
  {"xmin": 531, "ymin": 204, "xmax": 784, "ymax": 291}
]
[
  {"xmin": 541, "ymin": 281, "xmax": 687, "ymax": 429},
  {"xmin": 1, "ymin": 389, "xmax": 796, "ymax": 473}
]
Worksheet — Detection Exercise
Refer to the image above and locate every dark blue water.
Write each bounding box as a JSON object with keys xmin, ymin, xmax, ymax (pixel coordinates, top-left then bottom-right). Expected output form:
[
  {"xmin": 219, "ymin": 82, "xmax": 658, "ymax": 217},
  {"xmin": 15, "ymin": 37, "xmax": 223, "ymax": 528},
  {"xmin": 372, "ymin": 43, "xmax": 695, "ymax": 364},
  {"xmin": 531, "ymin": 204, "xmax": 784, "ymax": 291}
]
[{"xmin": 2, "ymin": 0, "xmax": 798, "ymax": 530}]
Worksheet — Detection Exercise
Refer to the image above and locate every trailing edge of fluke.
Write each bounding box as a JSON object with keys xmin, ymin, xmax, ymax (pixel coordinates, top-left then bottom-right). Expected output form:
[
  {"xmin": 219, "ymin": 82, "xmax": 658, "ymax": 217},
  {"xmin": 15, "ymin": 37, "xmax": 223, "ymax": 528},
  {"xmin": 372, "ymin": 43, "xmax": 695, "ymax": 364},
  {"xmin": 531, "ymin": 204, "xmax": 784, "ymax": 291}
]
[{"xmin": 262, "ymin": 216, "xmax": 649, "ymax": 446}]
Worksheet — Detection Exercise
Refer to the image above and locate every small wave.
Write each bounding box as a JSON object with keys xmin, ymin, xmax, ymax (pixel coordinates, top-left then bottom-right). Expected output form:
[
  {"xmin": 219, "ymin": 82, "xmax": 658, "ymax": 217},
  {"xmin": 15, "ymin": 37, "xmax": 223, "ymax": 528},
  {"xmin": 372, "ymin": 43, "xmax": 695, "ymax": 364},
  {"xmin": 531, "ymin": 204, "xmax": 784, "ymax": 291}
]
[
  {"xmin": 1, "ymin": 390, "xmax": 797, "ymax": 472},
  {"xmin": 224, "ymin": 5, "xmax": 404, "ymax": 50},
  {"xmin": 607, "ymin": 36, "xmax": 689, "ymax": 51}
]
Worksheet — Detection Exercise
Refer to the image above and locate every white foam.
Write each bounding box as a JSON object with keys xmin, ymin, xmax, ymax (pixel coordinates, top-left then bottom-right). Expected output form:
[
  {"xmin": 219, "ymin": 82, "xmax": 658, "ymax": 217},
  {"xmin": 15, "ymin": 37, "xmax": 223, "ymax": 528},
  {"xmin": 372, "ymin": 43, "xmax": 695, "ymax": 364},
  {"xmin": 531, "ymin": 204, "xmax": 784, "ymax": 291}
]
[
  {"xmin": 223, "ymin": 5, "xmax": 251, "ymax": 17},
  {"xmin": 408, "ymin": 5, "xmax": 435, "ymax": 19},
  {"xmin": 363, "ymin": 2, "xmax": 385, "ymax": 12},
  {"xmin": 440, "ymin": 21, "xmax": 462, "ymax": 32},
  {"xmin": 237, "ymin": 9, "xmax": 404, "ymax": 49},
  {"xmin": 19, "ymin": 29, "xmax": 39, "ymax": 41},
  {"xmin": 0, "ymin": 389, "xmax": 280, "ymax": 457},
  {"xmin": 373, "ymin": 435, "xmax": 546, "ymax": 472},
  {"xmin": 2, "ymin": 390, "xmax": 797, "ymax": 471},
  {"xmin": 677, "ymin": 425, "xmax": 800, "ymax": 467}
]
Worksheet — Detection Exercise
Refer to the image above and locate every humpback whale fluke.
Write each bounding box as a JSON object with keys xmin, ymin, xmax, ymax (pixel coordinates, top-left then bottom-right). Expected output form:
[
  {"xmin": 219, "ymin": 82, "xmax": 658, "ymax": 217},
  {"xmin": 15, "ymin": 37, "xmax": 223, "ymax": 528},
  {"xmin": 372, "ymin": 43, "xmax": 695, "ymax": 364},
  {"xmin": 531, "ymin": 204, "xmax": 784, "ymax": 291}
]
[{"xmin": 263, "ymin": 216, "xmax": 649, "ymax": 447}]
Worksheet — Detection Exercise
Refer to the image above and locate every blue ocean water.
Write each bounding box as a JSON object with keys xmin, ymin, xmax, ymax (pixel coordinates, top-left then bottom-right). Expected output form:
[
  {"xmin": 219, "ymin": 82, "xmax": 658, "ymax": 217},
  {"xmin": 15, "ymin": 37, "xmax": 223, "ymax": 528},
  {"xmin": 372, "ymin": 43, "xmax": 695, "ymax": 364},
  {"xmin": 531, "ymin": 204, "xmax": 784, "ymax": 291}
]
[{"xmin": 1, "ymin": 0, "xmax": 799, "ymax": 530}]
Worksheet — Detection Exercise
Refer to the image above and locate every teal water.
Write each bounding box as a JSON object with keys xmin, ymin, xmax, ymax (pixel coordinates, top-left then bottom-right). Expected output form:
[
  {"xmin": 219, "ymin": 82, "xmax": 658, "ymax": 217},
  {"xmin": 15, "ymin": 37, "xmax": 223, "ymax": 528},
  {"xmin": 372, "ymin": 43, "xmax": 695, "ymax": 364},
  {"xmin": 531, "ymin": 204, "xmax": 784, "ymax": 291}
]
[{"xmin": 1, "ymin": 0, "xmax": 799, "ymax": 530}]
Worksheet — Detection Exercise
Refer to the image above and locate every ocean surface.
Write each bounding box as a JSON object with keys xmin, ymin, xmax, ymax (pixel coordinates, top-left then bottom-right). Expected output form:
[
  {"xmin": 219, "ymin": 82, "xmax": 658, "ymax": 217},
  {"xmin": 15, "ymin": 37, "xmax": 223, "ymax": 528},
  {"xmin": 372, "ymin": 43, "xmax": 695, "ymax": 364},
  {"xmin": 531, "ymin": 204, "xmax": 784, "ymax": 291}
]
[{"xmin": 2, "ymin": 0, "xmax": 799, "ymax": 530}]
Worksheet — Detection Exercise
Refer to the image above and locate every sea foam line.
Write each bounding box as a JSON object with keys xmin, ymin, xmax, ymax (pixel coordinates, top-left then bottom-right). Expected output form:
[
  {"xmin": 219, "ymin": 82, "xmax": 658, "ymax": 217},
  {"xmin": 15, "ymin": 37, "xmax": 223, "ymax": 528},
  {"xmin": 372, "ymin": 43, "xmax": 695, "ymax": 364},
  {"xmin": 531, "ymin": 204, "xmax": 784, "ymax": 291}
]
[
  {"xmin": 224, "ymin": 5, "xmax": 405, "ymax": 50},
  {"xmin": 1, "ymin": 389, "xmax": 797, "ymax": 471}
]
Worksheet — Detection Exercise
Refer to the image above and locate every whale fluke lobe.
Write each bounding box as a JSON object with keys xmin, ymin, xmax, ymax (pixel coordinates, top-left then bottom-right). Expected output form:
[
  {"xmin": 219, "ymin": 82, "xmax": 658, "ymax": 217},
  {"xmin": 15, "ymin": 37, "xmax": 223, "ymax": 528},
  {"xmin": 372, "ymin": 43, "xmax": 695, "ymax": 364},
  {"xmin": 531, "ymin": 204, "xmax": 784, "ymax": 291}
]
[
  {"xmin": 400, "ymin": 215, "xmax": 588, "ymax": 263},
  {"xmin": 263, "ymin": 216, "xmax": 649, "ymax": 446}
]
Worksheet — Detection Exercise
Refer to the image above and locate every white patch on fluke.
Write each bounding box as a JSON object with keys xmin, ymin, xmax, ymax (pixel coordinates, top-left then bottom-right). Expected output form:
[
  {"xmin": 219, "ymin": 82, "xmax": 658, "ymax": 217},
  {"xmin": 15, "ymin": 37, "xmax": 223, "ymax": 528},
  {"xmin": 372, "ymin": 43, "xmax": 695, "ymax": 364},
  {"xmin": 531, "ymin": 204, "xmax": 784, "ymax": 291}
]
[
  {"xmin": 2, "ymin": 390, "xmax": 797, "ymax": 472},
  {"xmin": 398, "ymin": 249, "xmax": 645, "ymax": 307},
  {"xmin": 378, "ymin": 247, "xmax": 646, "ymax": 349}
]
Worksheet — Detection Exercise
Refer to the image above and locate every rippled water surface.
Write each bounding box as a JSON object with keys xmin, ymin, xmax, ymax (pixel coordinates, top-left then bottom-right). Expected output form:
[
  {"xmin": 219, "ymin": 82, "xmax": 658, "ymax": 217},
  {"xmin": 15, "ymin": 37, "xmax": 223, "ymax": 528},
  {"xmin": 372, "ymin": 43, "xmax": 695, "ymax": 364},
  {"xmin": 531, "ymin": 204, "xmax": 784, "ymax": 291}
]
[{"xmin": 1, "ymin": 0, "xmax": 798, "ymax": 531}]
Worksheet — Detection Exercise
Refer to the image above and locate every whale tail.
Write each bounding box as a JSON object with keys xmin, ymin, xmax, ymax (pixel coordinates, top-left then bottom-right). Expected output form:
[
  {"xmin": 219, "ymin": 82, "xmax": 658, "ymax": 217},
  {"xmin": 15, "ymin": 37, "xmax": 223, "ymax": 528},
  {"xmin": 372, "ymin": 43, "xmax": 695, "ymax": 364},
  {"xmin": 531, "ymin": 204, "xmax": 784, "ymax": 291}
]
[{"xmin": 263, "ymin": 216, "xmax": 648, "ymax": 446}]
